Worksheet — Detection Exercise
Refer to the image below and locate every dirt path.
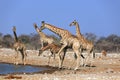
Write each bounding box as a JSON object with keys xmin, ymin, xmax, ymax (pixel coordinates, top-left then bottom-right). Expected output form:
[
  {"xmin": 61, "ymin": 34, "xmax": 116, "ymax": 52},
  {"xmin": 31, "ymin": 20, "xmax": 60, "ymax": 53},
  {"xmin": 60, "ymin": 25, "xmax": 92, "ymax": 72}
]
[{"xmin": 0, "ymin": 48, "xmax": 120, "ymax": 80}]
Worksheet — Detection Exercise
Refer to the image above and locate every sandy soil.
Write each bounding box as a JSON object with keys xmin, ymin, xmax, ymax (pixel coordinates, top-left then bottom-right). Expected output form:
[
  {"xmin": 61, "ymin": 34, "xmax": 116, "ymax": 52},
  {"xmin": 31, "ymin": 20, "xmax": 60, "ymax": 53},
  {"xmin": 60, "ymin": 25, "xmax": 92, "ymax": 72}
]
[{"xmin": 0, "ymin": 48, "xmax": 120, "ymax": 80}]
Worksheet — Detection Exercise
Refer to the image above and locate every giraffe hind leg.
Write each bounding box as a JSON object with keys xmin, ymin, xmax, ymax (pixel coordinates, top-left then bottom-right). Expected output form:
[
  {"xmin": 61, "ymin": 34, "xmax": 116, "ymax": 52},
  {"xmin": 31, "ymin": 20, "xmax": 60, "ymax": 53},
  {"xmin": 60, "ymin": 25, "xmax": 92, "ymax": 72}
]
[
  {"xmin": 83, "ymin": 51, "xmax": 91, "ymax": 67},
  {"xmin": 20, "ymin": 50, "xmax": 26, "ymax": 65}
]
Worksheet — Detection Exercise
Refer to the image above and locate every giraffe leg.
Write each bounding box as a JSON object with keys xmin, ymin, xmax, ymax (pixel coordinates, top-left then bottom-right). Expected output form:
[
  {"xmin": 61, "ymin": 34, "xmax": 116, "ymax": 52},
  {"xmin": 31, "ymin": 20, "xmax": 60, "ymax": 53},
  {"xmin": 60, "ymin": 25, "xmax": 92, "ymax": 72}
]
[
  {"xmin": 41, "ymin": 41, "xmax": 43, "ymax": 48},
  {"xmin": 80, "ymin": 49, "xmax": 85, "ymax": 67},
  {"xmin": 38, "ymin": 49, "xmax": 42, "ymax": 56},
  {"xmin": 52, "ymin": 53, "xmax": 56, "ymax": 67},
  {"xmin": 47, "ymin": 56, "xmax": 51, "ymax": 65},
  {"xmin": 47, "ymin": 49, "xmax": 53, "ymax": 65},
  {"xmin": 15, "ymin": 50, "xmax": 19, "ymax": 65},
  {"xmin": 58, "ymin": 44, "xmax": 67, "ymax": 69},
  {"xmin": 72, "ymin": 43, "xmax": 81, "ymax": 70},
  {"xmin": 74, "ymin": 50, "xmax": 81, "ymax": 70},
  {"xmin": 84, "ymin": 51, "xmax": 91, "ymax": 67},
  {"xmin": 20, "ymin": 50, "xmax": 25, "ymax": 65},
  {"xmin": 59, "ymin": 49, "xmax": 67, "ymax": 69},
  {"xmin": 24, "ymin": 50, "xmax": 27, "ymax": 65}
]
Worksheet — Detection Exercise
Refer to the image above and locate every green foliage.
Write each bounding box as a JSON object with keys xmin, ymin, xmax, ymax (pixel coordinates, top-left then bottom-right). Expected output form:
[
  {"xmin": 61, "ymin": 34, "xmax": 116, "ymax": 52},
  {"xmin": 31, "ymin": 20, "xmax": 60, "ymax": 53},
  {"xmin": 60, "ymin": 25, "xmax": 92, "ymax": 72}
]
[
  {"xmin": 84, "ymin": 33, "xmax": 97, "ymax": 43},
  {"xmin": 18, "ymin": 34, "xmax": 30, "ymax": 44},
  {"xmin": 2, "ymin": 34, "xmax": 13, "ymax": 48},
  {"xmin": 0, "ymin": 32, "xmax": 120, "ymax": 53},
  {"xmin": 95, "ymin": 34, "xmax": 120, "ymax": 52}
]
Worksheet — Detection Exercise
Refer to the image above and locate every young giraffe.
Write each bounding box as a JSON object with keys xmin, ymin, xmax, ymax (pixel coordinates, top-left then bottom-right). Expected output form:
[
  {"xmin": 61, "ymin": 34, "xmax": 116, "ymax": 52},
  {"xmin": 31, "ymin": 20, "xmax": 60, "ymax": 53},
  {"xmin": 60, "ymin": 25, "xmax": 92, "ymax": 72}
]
[
  {"xmin": 34, "ymin": 23, "xmax": 55, "ymax": 56},
  {"xmin": 39, "ymin": 21, "xmax": 82, "ymax": 70},
  {"xmin": 69, "ymin": 20, "xmax": 94, "ymax": 66},
  {"xmin": 39, "ymin": 43, "xmax": 66, "ymax": 65},
  {"xmin": 34, "ymin": 23, "xmax": 54, "ymax": 48},
  {"xmin": 12, "ymin": 26, "xmax": 27, "ymax": 65}
]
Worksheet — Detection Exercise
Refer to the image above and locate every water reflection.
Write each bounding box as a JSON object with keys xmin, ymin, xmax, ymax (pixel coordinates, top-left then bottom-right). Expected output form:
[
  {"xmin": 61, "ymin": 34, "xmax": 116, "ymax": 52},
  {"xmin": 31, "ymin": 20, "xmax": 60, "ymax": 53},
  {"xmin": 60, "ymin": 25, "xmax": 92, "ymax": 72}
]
[{"xmin": 0, "ymin": 63, "xmax": 48, "ymax": 75}]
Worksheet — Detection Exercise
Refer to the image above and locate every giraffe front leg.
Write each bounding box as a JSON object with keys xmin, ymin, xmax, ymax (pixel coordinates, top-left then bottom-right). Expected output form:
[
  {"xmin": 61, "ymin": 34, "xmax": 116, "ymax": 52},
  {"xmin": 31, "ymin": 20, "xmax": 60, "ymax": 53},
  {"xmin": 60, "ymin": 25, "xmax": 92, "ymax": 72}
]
[
  {"xmin": 58, "ymin": 44, "xmax": 67, "ymax": 69},
  {"xmin": 74, "ymin": 51, "xmax": 81, "ymax": 70},
  {"xmin": 47, "ymin": 55, "xmax": 51, "ymax": 65},
  {"xmin": 15, "ymin": 51, "xmax": 19, "ymax": 65},
  {"xmin": 73, "ymin": 43, "xmax": 81, "ymax": 70},
  {"xmin": 20, "ymin": 50, "xmax": 26, "ymax": 65},
  {"xmin": 41, "ymin": 41, "xmax": 44, "ymax": 48},
  {"xmin": 23, "ymin": 51, "xmax": 27, "ymax": 65},
  {"xmin": 38, "ymin": 49, "xmax": 42, "ymax": 56}
]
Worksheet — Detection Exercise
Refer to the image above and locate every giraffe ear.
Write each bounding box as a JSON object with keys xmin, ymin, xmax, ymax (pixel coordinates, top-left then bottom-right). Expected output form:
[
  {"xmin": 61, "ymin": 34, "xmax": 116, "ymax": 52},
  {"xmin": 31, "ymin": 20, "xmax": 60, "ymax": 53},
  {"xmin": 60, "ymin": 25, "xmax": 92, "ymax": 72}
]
[
  {"xmin": 41, "ymin": 21, "xmax": 45, "ymax": 23},
  {"xmin": 34, "ymin": 23, "xmax": 37, "ymax": 28}
]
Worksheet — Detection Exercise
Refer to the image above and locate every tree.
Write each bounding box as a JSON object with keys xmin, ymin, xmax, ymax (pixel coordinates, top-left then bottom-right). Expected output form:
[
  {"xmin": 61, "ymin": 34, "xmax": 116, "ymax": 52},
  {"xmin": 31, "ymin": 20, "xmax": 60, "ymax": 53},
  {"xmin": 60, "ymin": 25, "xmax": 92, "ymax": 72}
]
[
  {"xmin": 0, "ymin": 32, "xmax": 3, "ymax": 46},
  {"xmin": 84, "ymin": 33, "xmax": 97, "ymax": 43},
  {"xmin": 96, "ymin": 34, "xmax": 120, "ymax": 52},
  {"xmin": 2, "ymin": 34, "xmax": 13, "ymax": 48},
  {"xmin": 18, "ymin": 34, "xmax": 30, "ymax": 44},
  {"xmin": 29, "ymin": 33, "xmax": 41, "ymax": 49},
  {"xmin": 106, "ymin": 34, "xmax": 120, "ymax": 44}
]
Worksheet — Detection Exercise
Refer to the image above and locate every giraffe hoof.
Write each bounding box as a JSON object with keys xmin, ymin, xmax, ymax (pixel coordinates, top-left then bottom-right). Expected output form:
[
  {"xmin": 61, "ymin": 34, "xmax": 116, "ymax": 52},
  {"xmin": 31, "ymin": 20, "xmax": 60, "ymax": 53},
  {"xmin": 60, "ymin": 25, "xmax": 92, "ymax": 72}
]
[
  {"xmin": 23, "ymin": 63, "xmax": 26, "ymax": 65},
  {"xmin": 59, "ymin": 67, "xmax": 61, "ymax": 69},
  {"xmin": 59, "ymin": 67, "xmax": 62, "ymax": 69},
  {"xmin": 74, "ymin": 67, "xmax": 79, "ymax": 70},
  {"xmin": 83, "ymin": 64, "xmax": 87, "ymax": 67},
  {"xmin": 15, "ymin": 62, "xmax": 18, "ymax": 65}
]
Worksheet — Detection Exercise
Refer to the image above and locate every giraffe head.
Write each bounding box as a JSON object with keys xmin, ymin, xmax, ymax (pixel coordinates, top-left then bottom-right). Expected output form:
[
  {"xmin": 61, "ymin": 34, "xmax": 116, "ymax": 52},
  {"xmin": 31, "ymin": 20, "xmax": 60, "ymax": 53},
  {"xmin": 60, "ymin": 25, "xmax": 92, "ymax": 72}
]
[
  {"xmin": 39, "ymin": 21, "xmax": 45, "ymax": 31},
  {"xmin": 69, "ymin": 20, "xmax": 77, "ymax": 27},
  {"xmin": 13, "ymin": 26, "xmax": 16, "ymax": 31},
  {"xmin": 34, "ymin": 23, "xmax": 38, "ymax": 29},
  {"xmin": 34, "ymin": 23, "xmax": 42, "ymax": 33}
]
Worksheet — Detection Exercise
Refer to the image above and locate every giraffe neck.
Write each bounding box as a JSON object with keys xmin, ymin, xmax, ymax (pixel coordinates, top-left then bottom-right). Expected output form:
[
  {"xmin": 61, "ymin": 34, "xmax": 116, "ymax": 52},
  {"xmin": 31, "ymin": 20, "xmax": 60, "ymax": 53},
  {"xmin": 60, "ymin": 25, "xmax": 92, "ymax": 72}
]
[
  {"xmin": 44, "ymin": 23, "xmax": 70, "ymax": 38},
  {"xmin": 39, "ymin": 31, "xmax": 47, "ymax": 38},
  {"xmin": 35, "ymin": 27, "xmax": 47, "ymax": 38},
  {"xmin": 75, "ymin": 23, "xmax": 87, "ymax": 43},
  {"xmin": 75, "ymin": 22, "xmax": 83, "ymax": 38},
  {"xmin": 41, "ymin": 44, "xmax": 51, "ymax": 51},
  {"xmin": 13, "ymin": 30, "xmax": 18, "ymax": 42}
]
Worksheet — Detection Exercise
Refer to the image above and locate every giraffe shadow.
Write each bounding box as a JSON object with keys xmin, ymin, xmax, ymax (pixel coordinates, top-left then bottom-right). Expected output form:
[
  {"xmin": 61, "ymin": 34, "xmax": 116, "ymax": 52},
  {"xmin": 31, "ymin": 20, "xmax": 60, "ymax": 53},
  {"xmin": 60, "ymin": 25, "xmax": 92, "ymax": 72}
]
[{"xmin": 84, "ymin": 64, "xmax": 96, "ymax": 67}]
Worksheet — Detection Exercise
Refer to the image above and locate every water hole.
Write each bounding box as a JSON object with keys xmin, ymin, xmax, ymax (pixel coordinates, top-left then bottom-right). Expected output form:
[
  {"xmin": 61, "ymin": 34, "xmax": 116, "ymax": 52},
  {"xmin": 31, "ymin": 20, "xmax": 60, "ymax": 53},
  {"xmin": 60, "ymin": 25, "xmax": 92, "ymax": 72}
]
[{"xmin": 0, "ymin": 63, "xmax": 49, "ymax": 75}]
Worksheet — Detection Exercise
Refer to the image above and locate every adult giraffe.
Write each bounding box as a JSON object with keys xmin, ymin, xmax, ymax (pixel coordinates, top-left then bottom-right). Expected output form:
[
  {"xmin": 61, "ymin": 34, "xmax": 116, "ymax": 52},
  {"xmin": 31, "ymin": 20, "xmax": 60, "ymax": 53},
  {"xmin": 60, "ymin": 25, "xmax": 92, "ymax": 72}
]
[
  {"xmin": 12, "ymin": 26, "xmax": 27, "ymax": 65},
  {"xmin": 69, "ymin": 20, "xmax": 94, "ymax": 66},
  {"xmin": 39, "ymin": 21, "xmax": 82, "ymax": 70}
]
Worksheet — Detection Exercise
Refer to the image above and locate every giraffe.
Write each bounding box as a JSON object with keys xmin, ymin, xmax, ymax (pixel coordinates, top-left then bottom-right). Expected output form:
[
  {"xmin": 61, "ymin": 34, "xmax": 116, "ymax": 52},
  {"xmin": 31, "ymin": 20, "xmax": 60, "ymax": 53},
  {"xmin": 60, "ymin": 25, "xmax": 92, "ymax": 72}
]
[
  {"xmin": 12, "ymin": 26, "xmax": 27, "ymax": 65},
  {"xmin": 39, "ymin": 43, "xmax": 66, "ymax": 65},
  {"xmin": 39, "ymin": 43, "xmax": 85, "ymax": 65},
  {"xmin": 34, "ymin": 23, "xmax": 55, "ymax": 56},
  {"xmin": 39, "ymin": 21, "xmax": 82, "ymax": 70},
  {"xmin": 34, "ymin": 23, "xmax": 54, "ymax": 48},
  {"xmin": 101, "ymin": 50, "xmax": 107, "ymax": 58},
  {"xmin": 69, "ymin": 20, "xmax": 94, "ymax": 67}
]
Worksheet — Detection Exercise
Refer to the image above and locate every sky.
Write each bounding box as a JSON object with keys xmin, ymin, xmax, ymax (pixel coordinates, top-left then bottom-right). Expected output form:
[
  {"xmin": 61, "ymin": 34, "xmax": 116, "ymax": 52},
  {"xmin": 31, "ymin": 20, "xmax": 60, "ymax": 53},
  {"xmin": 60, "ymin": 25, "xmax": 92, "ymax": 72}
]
[{"xmin": 0, "ymin": 0, "xmax": 120, "ymax": 37}]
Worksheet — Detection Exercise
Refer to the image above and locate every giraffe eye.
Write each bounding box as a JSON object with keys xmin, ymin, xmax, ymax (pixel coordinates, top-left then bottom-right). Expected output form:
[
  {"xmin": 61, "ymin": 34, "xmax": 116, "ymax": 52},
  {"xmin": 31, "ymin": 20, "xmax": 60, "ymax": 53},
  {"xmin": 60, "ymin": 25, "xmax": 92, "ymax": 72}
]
[{"xmin": 73, "ymin": 22, "xmax": 76, "ymax": 24}]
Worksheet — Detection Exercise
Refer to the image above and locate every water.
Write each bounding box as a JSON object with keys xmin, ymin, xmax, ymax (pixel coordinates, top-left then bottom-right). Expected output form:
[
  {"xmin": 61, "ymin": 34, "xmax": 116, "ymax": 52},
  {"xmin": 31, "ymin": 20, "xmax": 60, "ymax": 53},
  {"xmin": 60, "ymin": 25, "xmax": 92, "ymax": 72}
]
[{"xmin": 0, "ymin": 63, "xmax": 48, "ymax": 75}]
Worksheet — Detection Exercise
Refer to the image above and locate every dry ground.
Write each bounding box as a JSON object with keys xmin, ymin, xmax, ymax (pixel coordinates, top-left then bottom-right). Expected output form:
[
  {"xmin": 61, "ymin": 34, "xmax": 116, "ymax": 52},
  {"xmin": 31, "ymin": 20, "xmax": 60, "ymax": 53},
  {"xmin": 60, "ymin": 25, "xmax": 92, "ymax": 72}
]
[{"xmin": 0, "ymin": 48, "xmax": 120, "ymax": 80}]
